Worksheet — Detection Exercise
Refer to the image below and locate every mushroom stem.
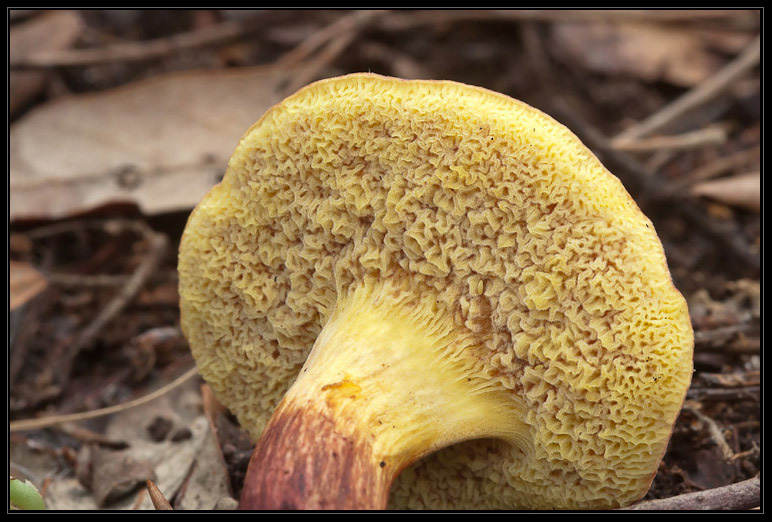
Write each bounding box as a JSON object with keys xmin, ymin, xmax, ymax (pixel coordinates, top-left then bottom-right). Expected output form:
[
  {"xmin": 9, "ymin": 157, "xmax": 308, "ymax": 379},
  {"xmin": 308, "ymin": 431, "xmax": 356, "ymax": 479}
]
[
  {"xmin": 239, "ymin": 281, "xmax": 523, "ymax": 510},
  {"xmin": 240, "ymin": 394, "xmax": 394, "ymax": 510}
]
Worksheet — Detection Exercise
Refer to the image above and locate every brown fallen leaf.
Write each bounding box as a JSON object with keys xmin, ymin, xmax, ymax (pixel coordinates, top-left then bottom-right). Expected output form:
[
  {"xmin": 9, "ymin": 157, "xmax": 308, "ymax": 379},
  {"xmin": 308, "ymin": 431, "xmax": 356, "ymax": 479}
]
[
  {"xmin": 91, "ymin": 447, "xmax": 156, "ymax": 507},
  {"xmin": 691, "ymin": 171, "xmax": 760, "ymax": 212},
  {"xmin": 551, "ymin": 21, "xmax": 724, "ymax": 87},
  {"xmin": 9, "ymin": 260, "xmax": 48, "ymax": 311},
  {"xmin": 9, "ymin": 65, "xmax": 301, "ymax": 221},
  {"xmin": 173, "ymin": 414, "xmax": 232, "ymax": 509},
  {"xmin": 171, "ymin": 384, "xmax": 233, "ymax": 509},
  {"xmin": 10, "ymin": 10, "xmax": 83, "ymax": 115},
  {"xmin": 101, "ymin": 378, "xmax": 211, "ymax": 510}
]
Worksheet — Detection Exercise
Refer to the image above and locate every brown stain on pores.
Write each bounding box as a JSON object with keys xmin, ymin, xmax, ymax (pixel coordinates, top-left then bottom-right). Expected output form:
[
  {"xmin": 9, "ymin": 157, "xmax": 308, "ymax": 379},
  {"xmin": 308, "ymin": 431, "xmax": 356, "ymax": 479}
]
[{"xmin": 239, "ymin": 400, "xmax": 393, "ymax": 510}]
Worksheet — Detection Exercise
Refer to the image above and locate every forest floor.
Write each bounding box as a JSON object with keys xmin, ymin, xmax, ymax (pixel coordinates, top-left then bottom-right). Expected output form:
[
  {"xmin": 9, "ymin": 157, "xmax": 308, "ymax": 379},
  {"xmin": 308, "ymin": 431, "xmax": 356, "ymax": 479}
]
[{"xmin": 9, "ymin": 9, "xmax": 760, "ymax": 511}]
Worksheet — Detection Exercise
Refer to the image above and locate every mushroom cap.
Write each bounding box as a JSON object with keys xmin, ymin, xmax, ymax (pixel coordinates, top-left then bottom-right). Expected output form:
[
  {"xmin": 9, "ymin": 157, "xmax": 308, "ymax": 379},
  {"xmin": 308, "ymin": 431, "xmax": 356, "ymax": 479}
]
[{"xmin": 178, "ymin": 73, "xmax": 693, "ymax": 509}]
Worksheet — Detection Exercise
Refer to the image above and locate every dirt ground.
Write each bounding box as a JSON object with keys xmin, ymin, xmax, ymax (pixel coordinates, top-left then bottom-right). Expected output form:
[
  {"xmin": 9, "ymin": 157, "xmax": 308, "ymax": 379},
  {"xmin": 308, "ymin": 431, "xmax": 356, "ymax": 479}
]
[{"xmin": 9, "ymin": 9, "xmax": 760, "ymax": 511}]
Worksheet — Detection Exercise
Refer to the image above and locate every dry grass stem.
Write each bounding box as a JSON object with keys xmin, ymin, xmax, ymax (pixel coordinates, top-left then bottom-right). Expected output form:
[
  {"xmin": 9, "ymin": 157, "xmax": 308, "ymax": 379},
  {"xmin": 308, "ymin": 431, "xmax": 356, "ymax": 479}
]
[{"xmin": 9, "ymin": 365, "xmax": 199, "ymax": 432}]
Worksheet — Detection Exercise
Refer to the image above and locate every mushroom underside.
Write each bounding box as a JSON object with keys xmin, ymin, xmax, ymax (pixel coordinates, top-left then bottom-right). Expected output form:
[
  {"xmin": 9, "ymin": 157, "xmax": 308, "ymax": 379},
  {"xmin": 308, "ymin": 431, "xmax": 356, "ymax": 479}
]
[{"xmin": 178, "ymin": 74, "xmax": 694, "ymax": 509}]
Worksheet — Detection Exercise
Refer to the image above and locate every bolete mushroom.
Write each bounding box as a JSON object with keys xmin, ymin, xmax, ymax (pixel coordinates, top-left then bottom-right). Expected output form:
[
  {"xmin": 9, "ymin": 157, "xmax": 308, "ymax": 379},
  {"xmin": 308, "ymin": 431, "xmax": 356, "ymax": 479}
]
[{"xmin": 178, "ymin": 74, "xmax": 693, "ymax": 510}]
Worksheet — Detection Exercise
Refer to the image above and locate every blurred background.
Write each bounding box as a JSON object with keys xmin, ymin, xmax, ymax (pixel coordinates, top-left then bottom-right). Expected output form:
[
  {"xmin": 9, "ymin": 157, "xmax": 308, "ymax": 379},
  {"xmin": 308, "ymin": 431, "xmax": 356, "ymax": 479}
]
[{"xmin": 9, "ymin": 9, "xmax": 760, "ymax": 510}]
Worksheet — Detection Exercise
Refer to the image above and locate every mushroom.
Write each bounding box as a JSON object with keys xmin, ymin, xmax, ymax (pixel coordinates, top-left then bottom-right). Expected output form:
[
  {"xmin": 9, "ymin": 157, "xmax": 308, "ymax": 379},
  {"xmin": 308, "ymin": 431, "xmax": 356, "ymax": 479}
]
[{"xmin": 178, "ymin": 73, "xmax": 693, "ymax": 510}]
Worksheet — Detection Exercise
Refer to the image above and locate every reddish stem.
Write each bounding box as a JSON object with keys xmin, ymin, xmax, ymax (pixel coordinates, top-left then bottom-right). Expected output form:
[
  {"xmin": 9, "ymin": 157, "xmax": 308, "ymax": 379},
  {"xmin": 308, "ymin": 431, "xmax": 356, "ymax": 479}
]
[{"xmin": 239, "ymin": 401, "xmax": 394, "ymax": 510}]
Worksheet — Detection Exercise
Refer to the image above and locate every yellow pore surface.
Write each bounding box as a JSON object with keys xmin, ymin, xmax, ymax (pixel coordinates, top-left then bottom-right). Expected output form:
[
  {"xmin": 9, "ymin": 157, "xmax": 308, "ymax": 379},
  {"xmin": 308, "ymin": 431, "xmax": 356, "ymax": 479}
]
[{"xmin": 178, "ymin": 74, "xmax": 693, "ymax": 509}]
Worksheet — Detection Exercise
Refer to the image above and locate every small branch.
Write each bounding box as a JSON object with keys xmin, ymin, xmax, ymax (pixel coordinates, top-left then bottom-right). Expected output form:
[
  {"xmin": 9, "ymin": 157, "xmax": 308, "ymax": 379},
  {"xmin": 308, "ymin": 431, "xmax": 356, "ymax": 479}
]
[
  {"xmin": 682, "ymin": 404, "xmax": 735, "ymax": 461},
  {"xmin": 694, "ymin": 335, "xmax": 760, "ymax": 354},
  {"xmin": 56, "ymin": 423, "xmax": 129, "ymax": 449},
  {"xmin": 694, "ymin": 322, "xmax": 756, "ymax": 344},
  {"xmin": 622, "ymin": 476, "xmax": 759, "ymax": 510},
  {"xmin": 52, "ymin": 221, "xmax": 168, "ymax": 394},
  {"xmin": 146, "ymin": 479, "xmax": 173, "ymax": 510},
  {"xmin": 24, "ymin": 219, "xmax": 100, "ymax": 240},
  {"xmin": 550, "ymin": 98, "xmax": 760, "ymax": 272},
  {"xmin": 9, "ymin": 16, "xmax": 263, "ymax": 69},
  {"xmin": 377, "ymin": 10, "xmax": 758, "ymax": 31},
  {"xmin": 699, "ymin": 370, "xmax": 759, "ymax": 388},
  {"xmin": 729, "ymin": 442, "xmax": 759, "ymax": 463},
  {"xmin": 278, "ymin": 10, "xmax": 384, "ymax": 96},
  {"xmin": 47, "ymin": 272, "xmax": 130, "ymax": 286},
  {"xmin": 614, "ymin": 35, "xmax": 760, "ymax": 140},
  {"xmin": 663, "ymin": 145, "xmax": 760, "ymax": 197},
  {"xmin": 609, "ymin": 125, "xmax": 727, "ymax": 153},
  {"xmin": 731, "ymin": 420, "xmax": 760, "ymax": 431},
  {"xmin": 686, "ymin": 386, "xmax": 760, "ymax": 402},
  {"xmin": 275, "ymin": 10, "xmax": 385, "ymax": 69}
]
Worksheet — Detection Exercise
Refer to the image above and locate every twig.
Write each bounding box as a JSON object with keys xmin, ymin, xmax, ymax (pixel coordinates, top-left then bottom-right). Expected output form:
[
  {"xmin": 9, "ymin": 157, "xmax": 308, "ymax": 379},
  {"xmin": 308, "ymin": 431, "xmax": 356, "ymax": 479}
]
[
  {"xmin": 275, "ymin": 10, "xmax": 385, "ymax": 69},
  {"xmin": 550, "ymin": 98, "xmax": 665, "ymax": 196},
  {"xmin": 146, "ymin": 479, "xmax": 173, "ymax": 510},
  {"xmin": 283, "ymin": 28, "xmax": 361, "ymax": 96},
  {"xmin": 9, "ymin": 365, "xmax": 199, "ymax": 432},
  {"xmin": 731, "ymin": 420, "xmax": 760, "ymax": 431},
  {"xmin": 614, "ymin": 35, "xmax": 760, "ymax": 141},
  {"xmin": 550, "ymin": 98, "xmax": 760, "ymax": 272},
  {"xmin": 56, "ymin": 423, "xmax": 128, "ymax": 449},
  {"xmin": 377, "ymin": 10, "xmax": 758, "ymax": 31},
  {"xmin": 47, "ymin": 272, "xmax": 130, "ymax": 286},
  {"xmin": 729, "ymin": 442, "xmax": 759, "ymax": 463},
  {"xmin": 684, "ymin": 146, "xmax": 760, "ymax": 184},
  {"xmin": 132, "ymin": 487, "xmax": 148, "ymax": 510},
  {"xmin": 727, "ymin": 336, "xmax": 760, "ymax": 353},
  {"xmin": 9, "ymin": 15, "xmax": 264, "ymax": 69},
  {"xmin": 24, "ymin": 219, "xmax": 98, "ymax": 240},
  {"xmin": 279, "ymin": 10, "xmax": 384, "ymax": 96},
  {"xmin": 695, "ymin": 336, "xmax": 760, "ymax": 354},
  {"xmin": 622, "ymin": 476, "xmax": 759, "ymax": 510},
  {"xmin": 688, "ymin": 171, "xmax": 760, "ymax": 212},
  {"xmin": 699, "ymin": 370, "xmax": 759, "ymax": 388},
  {"xmin": 663, "ymin": 145, "xmax": 760, "ymax": 197},
  {"xmin": 609, "ymin": 125, "xmax": 727, "ymax": 153},
  {"xmin": 686, "ymin": 386, "xmax": 760, "ymax": 402},
  {"xmin": 55, "ymin": 222, "xmax": 168, "ymax": 392},
  {"xmin": 694, "ymin": 323, "xmax": 756, "ymax": 344},
  {"xmin": 10, "ymin": 283, "xmax": 50, "ymax": 385},
  {"xmin": 682, "ymin": 404, "xmax": 735, "ymax": 461}
]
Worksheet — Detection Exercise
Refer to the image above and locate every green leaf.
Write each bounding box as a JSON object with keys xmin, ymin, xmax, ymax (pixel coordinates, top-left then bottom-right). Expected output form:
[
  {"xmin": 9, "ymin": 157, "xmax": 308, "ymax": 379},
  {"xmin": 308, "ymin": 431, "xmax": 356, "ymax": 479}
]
[{"xmin": 9, "ymin": 477, "xmax": 46, "ymax": 510}]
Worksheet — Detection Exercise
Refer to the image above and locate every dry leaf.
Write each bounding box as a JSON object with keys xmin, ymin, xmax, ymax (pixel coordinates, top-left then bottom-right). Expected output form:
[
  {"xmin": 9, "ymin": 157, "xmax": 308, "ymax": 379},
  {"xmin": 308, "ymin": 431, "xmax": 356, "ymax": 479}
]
[
  {"xmin": 36, "ymin": 375, "xmax": 208, "ymax": 510},
  {"xmin": 102, "ymin": 380, "xmax": 209, "ymax": 510},
  {"xmin": 10, "ymin": 66, "xmax": 297, "ymax": 221},
  {"xmin": 173, "ymin": 415, "xmax": 232, "ymax": 509},
  {"xmin": 91, "ymin": 448, "xmax": 156, "ymax": 507},
  {"xmin": 551, "ymin": 21, "xmax": 723, "ymax": 87},
  {"xmin": 171, "ymin": 384, "xmax": 233, "ymax": 509},
  {"xmin": 9, "ymin": 260, "xmax": 48, "ymax": 311},
  {"xmin": 691, "ymin": 171, "xmax": 760, "ymax": 212},
  {"xmin": 10, "ymin": 10, "xmax": 83, "ymax": 115}
]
